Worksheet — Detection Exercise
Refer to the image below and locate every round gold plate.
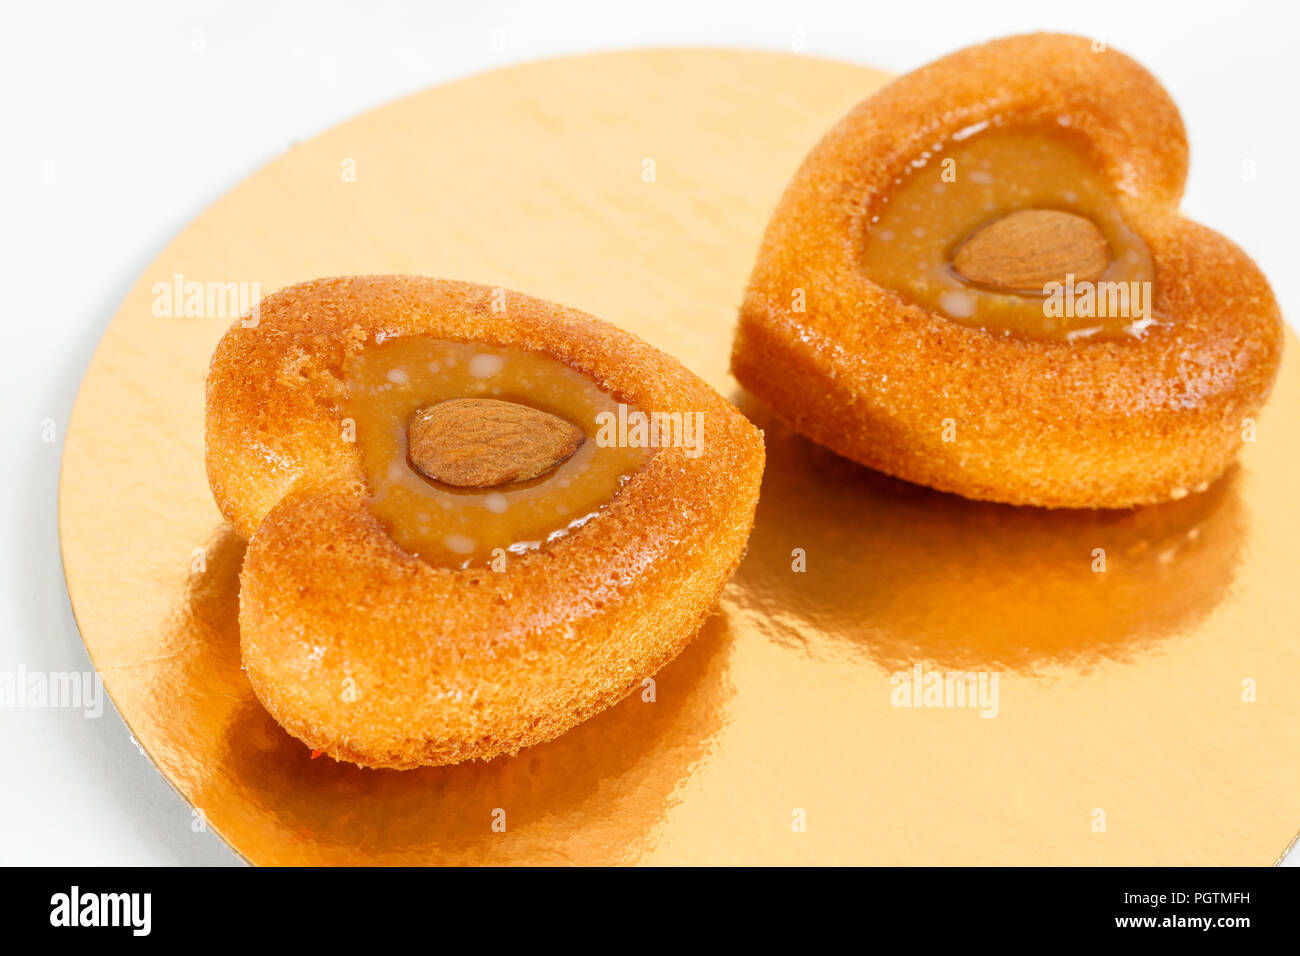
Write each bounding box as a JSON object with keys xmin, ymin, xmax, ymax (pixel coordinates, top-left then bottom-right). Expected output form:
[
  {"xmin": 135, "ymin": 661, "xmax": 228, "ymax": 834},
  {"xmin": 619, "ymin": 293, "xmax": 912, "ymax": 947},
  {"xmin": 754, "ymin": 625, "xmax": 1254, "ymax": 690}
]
[{"xmin": 59, "ymin": 49, "xmax": 1300, "ymax": 865}]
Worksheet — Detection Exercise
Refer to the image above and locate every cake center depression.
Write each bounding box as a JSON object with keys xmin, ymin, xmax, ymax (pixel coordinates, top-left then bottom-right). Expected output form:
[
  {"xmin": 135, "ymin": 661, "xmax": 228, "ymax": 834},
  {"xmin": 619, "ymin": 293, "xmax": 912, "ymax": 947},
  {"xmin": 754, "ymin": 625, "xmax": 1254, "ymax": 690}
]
[
  {"xmin": 343, "ymin": 336, "xmax": 650, "ymax": 566},
  {"xmin": 861, "ymin": 124, "xmax": 1156, "ymax": 341}
]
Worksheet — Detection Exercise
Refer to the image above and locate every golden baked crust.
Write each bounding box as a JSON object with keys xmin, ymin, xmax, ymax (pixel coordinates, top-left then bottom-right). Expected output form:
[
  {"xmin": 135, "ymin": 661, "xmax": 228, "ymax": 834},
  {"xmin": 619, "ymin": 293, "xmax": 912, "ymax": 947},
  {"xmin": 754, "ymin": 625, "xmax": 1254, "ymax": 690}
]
[
  {"xmin": 733, "ymin": 32, "xmax": 1283, "ymax": 508},
  {"xmin": 206, "ymin": 276, "xmax": 764, "ymax": 768}
]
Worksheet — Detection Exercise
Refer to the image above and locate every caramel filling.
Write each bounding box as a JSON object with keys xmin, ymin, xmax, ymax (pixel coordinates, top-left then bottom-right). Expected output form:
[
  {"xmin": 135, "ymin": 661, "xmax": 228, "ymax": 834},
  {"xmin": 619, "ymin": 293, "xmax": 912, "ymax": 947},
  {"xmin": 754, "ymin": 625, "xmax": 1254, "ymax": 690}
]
[
  {"xmin": 861, "ymin": 125, "xmax": 1157, "ymax": 341},
  {"xmin": 343, "ymin": 337, "xmax": 649, "ymax": 566}
]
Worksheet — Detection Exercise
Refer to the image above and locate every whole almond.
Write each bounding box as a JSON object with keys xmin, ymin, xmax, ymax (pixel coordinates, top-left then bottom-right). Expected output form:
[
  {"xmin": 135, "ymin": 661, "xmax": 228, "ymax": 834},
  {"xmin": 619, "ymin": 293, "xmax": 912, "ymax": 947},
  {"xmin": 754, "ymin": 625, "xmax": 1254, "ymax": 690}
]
[
  {"xmin": 407, "ymin": 398, "xmax": 585, "ymax": 488},
  {"xmin": 951, "ymin": 209, "xmax": 1110, "ymax": 292}
]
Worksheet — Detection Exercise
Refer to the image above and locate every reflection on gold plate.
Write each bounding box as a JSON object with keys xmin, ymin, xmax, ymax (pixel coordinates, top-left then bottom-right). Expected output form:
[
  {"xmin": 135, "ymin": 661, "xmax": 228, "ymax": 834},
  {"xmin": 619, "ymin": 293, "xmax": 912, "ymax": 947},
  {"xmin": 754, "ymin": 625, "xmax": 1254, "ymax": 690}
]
[{"xmin": 58, "ymin": 49, "xmax": 1300, "ymax": 865}]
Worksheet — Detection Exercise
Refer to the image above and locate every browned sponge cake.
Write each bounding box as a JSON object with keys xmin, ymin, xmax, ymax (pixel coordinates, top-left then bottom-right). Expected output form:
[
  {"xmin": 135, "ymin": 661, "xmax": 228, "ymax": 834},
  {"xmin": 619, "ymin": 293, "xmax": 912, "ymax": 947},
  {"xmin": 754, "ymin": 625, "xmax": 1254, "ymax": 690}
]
[
  {"xmin": 206, "ymin": 276, "xmax": 764, "ymax": 769},
  {"xmin": 733, "ymin": 33, "xmax": 1283, "ymax": 509}
]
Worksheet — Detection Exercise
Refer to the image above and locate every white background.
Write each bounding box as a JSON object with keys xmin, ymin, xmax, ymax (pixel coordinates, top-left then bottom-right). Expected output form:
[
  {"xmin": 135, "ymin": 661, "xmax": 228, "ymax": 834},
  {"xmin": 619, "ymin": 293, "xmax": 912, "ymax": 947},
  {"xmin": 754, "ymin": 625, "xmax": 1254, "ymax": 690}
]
[{"xmin": 1, "ymin": 0, "xmax": 1296, "ymax": 866}]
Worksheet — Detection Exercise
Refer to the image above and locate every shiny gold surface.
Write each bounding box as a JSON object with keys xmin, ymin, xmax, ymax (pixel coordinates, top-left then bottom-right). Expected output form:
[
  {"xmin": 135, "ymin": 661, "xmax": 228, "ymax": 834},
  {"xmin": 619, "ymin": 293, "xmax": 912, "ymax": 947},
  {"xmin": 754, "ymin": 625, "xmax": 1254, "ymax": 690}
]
[{"xmin": 59, "ymin": 50, "xmax": 1299, "ymax": 865}]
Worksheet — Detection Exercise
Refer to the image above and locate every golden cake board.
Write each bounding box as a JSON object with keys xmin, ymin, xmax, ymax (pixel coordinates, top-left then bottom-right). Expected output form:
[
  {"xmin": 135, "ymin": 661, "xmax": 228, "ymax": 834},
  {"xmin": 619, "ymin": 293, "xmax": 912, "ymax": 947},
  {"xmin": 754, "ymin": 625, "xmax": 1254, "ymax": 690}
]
[{"xmin": 58, "ymin": 49, "xmax": 1300, "ymax": 865}]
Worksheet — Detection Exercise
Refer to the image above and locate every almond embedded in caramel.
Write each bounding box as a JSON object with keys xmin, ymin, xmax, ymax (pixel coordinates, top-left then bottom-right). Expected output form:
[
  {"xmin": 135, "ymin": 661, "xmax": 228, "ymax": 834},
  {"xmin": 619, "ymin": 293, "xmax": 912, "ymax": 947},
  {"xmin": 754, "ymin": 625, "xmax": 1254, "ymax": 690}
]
[
  {"xmin": 951, "ymin": 209, "xmax": 1110, "ymax": 293},
  {"xmin": 407, "ymin": 398, "xmax": 585, "ymax": 488}
]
